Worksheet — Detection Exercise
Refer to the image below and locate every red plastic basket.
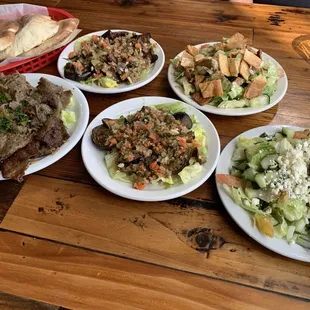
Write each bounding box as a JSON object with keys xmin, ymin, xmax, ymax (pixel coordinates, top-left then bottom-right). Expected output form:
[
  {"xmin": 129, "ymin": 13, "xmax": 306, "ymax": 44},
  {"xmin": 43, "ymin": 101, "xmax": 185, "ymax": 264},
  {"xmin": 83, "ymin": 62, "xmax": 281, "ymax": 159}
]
[{"xmin": 0, "ymin": 7, "xmax": 74, "ymax": 75}]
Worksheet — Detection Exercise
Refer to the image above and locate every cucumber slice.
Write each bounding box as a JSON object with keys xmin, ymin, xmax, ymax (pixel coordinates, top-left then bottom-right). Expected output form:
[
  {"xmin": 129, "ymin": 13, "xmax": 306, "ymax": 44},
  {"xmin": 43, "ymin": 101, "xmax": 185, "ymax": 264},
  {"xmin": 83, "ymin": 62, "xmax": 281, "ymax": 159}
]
[
  {"xmin": 245, "ymin": 144, "xmax": 276, "ymax": 169},
  {"xmin": 232, "ymin": 161, "xmax": 248, "ymax": 172},
  {"xmin": 245, "ymin": 187, "xmax": 260, "ymax": 199},
  {"xmin": 231, "ymin": 167, "xmax": 242, "ymax": 177},
  {"xmin": 255, "ymin": 173, "xmax": 267, "ymax": 188},
  {"xmin": 242, "ymin": 167, "xmax": 258, "ymax": 182},
  {"xmin": 249, "ymin": 95, "xmax": 270, "ymax": 108},
  {"xmin": 232, "ymin": 147, "xmax": 246, "ymax": 161},
  {"xmin": 282, "ymin": 127, "xmax": 295, "ymax": 139},
  {"xmin": 260, "ymin": 154, "xmax": 278, "ymax": 170},
  {"xmin": 218, "ymin": 99, "xmax": 249, "ymax": 109}
]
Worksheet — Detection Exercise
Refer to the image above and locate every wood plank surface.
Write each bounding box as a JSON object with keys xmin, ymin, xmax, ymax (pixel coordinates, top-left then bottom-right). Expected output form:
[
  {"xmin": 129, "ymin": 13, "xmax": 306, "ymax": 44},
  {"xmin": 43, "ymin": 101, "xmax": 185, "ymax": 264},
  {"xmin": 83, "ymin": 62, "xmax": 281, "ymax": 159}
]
[
  {"xmin": 0, "ymin": 230, "xmax": 309, "ymax": 310},
  {"xmin": 0, "ymin": 0, "xmax": 310, "ymax": 308},
  {"xmin": 2, "ymin": 175, "xmax": 310, "ymax": 300},
  {"xmin": 0, "ymin": 292, "xmax": 61, "ymax": 310}
]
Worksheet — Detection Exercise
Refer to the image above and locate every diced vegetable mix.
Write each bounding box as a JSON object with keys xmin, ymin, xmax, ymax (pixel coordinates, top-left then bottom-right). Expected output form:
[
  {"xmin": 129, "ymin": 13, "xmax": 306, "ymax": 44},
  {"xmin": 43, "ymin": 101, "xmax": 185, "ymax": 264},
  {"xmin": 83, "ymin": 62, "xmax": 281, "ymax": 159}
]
[
  {"xmin": 217, "ymin": 127, "xmax": 310, "ymax": 247},
  {"xmin": 171, "ymin": 33, "xmax": 281, "ymax": 108}
]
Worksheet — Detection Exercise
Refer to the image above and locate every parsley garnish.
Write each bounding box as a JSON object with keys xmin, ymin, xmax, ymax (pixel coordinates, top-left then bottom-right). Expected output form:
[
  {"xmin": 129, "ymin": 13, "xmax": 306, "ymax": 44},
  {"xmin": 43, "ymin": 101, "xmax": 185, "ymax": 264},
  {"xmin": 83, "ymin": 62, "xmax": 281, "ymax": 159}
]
[{"xmin": 0, "ymin": 92, "xmax": 11, "ymax": 104}]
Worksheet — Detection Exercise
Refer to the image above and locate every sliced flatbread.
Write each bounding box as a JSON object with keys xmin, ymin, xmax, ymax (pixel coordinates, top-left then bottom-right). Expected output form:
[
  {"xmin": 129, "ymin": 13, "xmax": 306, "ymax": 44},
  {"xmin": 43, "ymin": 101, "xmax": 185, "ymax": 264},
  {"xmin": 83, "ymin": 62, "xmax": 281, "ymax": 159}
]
[
  {"xmin": 0, "ymin": 14, "xmax": 59, "ymax": 60},
  {"xmin": 0, "ymin": 19, "xmax": 20, "ymax": 52},
  {"xmin": 21, "ymin": 18, "xmax": 79, "ymax": 58}
]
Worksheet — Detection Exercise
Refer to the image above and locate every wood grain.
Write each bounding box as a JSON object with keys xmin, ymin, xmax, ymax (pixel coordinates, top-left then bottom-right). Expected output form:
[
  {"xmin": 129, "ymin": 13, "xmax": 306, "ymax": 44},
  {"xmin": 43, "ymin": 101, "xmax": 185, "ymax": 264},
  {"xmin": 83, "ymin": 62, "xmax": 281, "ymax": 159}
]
[
  {"xmin": 2, "ymin": 175, "xmax": 310, "ymax": 300},
  {"xmin": 0, "ymin": 230, "xmax": 309, "ymax": 310},
  {"xmin": 0, "ymin": 0, "xmax": 310, "ymax": 307},
  {"xmin": 0, "ymin": 292, "xmax": 60, "ymax": 310}
]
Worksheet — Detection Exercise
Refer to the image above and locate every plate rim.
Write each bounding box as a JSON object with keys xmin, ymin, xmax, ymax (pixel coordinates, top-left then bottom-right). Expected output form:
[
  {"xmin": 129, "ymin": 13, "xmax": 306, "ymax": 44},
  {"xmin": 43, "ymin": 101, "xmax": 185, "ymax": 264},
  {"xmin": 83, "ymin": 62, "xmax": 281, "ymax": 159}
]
[
  {"xmin": 81, "ymin": 96, "xmax": 221, "ymax": 201},
  {"xmin": 168, "ymin": 42, "xmax": 288, "ymax": 116},
  {"xmin": 57, "ymin": 29, "xmax": 165, "ymax": 94},
  {"xmin": 215, "ymin": 124, "xmax": 310, "ymax": 262},
  {"xmin": 0, "ymin": 73, "xmax": 89, "ymax": 181}
]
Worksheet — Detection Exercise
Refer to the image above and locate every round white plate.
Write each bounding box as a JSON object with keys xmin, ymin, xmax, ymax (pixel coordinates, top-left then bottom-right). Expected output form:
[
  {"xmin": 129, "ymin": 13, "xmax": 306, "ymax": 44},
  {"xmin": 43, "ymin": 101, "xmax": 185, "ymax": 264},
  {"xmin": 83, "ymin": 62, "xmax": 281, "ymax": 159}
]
[
  {"xmin": 168, "ymin": 42, "xmax": 288, "ymax": 116},
  {"xmin": 0, "ymin": 73, "xmax": 89, "ymax": 181},
  {"xmin": 216, "ymin": 125, "xmax": 310, "ymax": 262},
  {"xmin": 58, "ymin": 29, "xmax": 165, "ymax": 94},
  {"xmin": 82, "ymin": 96, "xmax": 220, "ymax": 201}
]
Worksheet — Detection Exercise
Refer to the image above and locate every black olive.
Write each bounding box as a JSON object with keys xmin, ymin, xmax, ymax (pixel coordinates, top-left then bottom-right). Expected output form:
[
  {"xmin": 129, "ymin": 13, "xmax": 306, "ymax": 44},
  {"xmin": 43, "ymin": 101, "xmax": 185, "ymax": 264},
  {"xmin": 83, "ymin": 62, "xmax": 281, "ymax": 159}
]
[
  {"xmin": 151, "ymin": 53, "xmax": 158, "ymax": 64},
  {"xmin": 91, "ymin": 125, "xmax": 112, "ymax": 150},
  {"xmin": 173, "ymin": 112, "xmax": 193, "ymax": 129}
]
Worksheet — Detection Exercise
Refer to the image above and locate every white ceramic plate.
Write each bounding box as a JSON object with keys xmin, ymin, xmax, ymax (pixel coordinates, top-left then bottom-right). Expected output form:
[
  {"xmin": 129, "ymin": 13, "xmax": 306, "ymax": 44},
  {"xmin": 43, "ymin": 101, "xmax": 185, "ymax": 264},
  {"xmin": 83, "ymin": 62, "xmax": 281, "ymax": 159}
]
[
  {"xmin": 0, "ymin": 73, "xmax": 89, "ymax": 181},
  {"xmin": 168, "ymin": 42, "xmax": 288, "ymax": 116},
  {"xmin": 82, "ymin": 96, "xmax": 220, "ymax": 201},
  {"xmin": 58, "ymin": 29, "xmax": 165, "ymax": 94},
  {"xmin": 216, "ymin": 125, "xmax": 310, "ymax": 262}
]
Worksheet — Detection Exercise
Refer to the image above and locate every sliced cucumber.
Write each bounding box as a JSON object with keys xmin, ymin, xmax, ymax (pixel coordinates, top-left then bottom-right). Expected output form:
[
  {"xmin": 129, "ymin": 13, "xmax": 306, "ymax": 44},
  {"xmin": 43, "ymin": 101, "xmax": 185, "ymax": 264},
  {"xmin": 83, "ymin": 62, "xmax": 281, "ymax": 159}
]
[
  {"xmin": 255, "ymin": 173, "xmax": 267, "ymax": 189},
  {"xmin": 260, "ymin": 154, "xmax": 278, "ymax": 170},
  {"xmin": 231, "ymin": 167, "xmax": 242, "ymax": 177},
  {"xmin": 249, "ymin": 95, "xmax": 270, "ymax": 108},
  {"xmin": 245, "ymin": 187, "xmax": 260, "ymax": 199},
  {"xmin": 232, "ymin": 147, "xmax": 246, "ymax": 161},
  {"xmin": 232, "ymin": 161, "xmax": 248, "ymax": 172},
  {"xmin": 282, "ymin": 127, "xmax": 295, "ymax": 139},
  {"xmin": 218, "ymin": 99, "xmax": 249, "ymax": 109},
  {"xmin": 242, "ymin": 167, "xmax": 258, "ymax": 182},
  {"xmin": 246, "ymin": 144, "xmax": 276, "ymax": 169}
]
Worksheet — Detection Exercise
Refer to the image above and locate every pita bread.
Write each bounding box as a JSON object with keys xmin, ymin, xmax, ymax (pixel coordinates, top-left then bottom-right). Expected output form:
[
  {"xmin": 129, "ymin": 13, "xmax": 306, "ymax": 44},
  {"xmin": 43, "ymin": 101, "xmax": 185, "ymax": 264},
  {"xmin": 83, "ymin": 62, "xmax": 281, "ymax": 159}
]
[
  {"xmin": 0, "ymin": 20, "xmax": 20, "ymax": 52},
  {"xmin": 21, "ymin": 18, "xmax": 79, "ymax": 58},
  {"xmin": 0, "ymin": 14, "xmax": 59, "ymax": 60}
]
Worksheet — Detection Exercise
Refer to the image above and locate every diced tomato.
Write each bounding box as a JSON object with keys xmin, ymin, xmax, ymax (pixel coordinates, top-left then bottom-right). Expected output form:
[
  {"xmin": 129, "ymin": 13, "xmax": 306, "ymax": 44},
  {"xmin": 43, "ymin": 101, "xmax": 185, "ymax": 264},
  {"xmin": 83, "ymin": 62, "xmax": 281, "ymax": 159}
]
[
  {"xmin": 192, "ymin": 139, "xmax": 201, "ymax": 148},
  {"xmin": 109, "ymin": 138, "xmax": 117, "ymax": 146},
  {"xmin": 150, "ymin": 161, "xmax": 159, "ymax": 170},
  {"xmin": 68, "ymin": 51, "xmax": 76, "ymax": 59},
  {"xmin": 120, "ymin": 73, "xmax": 127, "ymax": 81},
  {"xmin": 92, "ymin": 35, "xmax": 100, "ymax": 43},
  {"xmin": 134, "ymin": 182, "xmax": 147, "ymax": 190},
  {"xmin": 293, "ymin": 129, "xmax": 310, "ymax": 139},
  {"xmin": 73, "ymin": 61, "xmax": 84, "ymax": 72},
  {"xmin": 135, "ymin": 43, "xmax": 141, "ymax": 49},
  {"xmin": 93, "ymin": 73, "xmax": 103, "ymax": 79},
  {"xmin": 127, "ymin": 153, "xmax": 135, "ymax": 162},
  {"xmin": 176, "ymin": 136, "xmax": 188, "ymax": 148},
  {"xmin": 216, "ymin": 174, "xmax": 245, "ymax": 188},
  {"xmin": 101, "ymin": 41, "xmax": 109, "ymax": 48}
]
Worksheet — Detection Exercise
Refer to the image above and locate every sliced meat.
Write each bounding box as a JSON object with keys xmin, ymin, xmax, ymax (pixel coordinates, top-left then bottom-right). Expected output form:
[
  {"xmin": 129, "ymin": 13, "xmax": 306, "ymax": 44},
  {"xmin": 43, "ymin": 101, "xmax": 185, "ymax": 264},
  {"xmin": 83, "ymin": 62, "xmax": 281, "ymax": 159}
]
[
  {"xmin": 0, "ymin": 73, "xmax": 33, "ymax": 101},
  {"xmin": 37, "ymin": 115, "xmax": 69, "ymax": 149},
  {"xmin": 0, "ymin": 131, "xmax": 34, "ymax": 162},
  {"xmin": 1, "ymin": 140, "xmax": 40, "ymax": 181},
  {"xmin": 35, "ymin": 78, "xmax": 72, "ymax": 111}
]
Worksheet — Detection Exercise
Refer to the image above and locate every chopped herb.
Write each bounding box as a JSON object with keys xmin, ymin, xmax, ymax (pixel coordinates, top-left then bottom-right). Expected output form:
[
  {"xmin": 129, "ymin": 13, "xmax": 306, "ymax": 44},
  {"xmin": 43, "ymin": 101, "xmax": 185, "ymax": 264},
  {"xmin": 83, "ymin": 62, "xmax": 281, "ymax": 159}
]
[
  {"xmin": 13, "ymin": 104, "xmax": 31, "ymax": 126},
  {"xmin": 0, "ymin": 92, "xmax": 11, "ymax": 104},
  {"xmin": 0, "ymin": 116, "xmax": 11, "ymax": 132}
]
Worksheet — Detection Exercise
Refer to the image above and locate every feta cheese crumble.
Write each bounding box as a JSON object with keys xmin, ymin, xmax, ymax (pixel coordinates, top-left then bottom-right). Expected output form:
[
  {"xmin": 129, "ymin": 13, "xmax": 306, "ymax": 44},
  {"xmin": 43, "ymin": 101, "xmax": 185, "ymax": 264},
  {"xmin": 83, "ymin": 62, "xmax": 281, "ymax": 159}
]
[{"xmin": 269, "ymin": 140, "xmax": 310, "ymax": 201}]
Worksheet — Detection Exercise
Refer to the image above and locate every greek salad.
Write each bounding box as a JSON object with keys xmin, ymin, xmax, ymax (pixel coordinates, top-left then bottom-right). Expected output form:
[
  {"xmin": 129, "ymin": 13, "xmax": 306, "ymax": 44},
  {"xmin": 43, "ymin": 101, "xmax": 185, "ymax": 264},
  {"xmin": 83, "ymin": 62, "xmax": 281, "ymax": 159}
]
[{"xmin": 217, "ymin": 127, "xmax": 310, "ymax": 248}]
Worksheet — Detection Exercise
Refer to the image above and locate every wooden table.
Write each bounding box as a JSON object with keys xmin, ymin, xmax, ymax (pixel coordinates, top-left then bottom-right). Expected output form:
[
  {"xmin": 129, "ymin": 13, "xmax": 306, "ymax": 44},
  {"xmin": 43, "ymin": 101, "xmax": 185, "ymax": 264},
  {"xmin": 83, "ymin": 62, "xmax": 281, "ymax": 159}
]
[{"xmin": 0, "ymin": 0, "xmax": 309, "ymax": 309}]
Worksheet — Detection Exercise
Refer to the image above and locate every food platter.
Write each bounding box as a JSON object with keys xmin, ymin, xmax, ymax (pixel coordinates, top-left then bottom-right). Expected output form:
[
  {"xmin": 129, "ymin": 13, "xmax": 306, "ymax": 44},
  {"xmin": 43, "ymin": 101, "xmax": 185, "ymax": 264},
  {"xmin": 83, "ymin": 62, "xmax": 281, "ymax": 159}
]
[
  {"xmin": 168, "ymin": 42, "xmax": 288, "ymax": 116},
  {"xmin": 216, "ymin": 125, "xmax": 310, "ymax": 262},
  {"xmin": 57, "ymin": 29, "xmax": 165, "ymax": 94},
  {"xmin": 0, "ymin": 73, "xmax": 89, "ymax": 181},
  {"xmin": 82, "ymin": 96, "xmax": 220, "ymax": 201}
]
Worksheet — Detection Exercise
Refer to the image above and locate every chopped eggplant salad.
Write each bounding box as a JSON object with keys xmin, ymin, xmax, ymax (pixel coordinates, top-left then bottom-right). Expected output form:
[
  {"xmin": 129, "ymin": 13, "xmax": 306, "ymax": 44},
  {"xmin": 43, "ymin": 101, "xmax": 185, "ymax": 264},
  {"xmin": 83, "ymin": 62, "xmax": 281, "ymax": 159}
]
[
  {"xmin": 171, "ymin": 33, "xmax": 282, "ymax": 108},
  {"xmin": 217, "ymin": 128, "xmax": 310, "ymax": 248},
  {"xmin": 91, "ymin": 103, "xmax": 207, "ymax": 190},
  {"xmin": 64, "ymin": 30, "xmax": 158, "ymax": 87}
]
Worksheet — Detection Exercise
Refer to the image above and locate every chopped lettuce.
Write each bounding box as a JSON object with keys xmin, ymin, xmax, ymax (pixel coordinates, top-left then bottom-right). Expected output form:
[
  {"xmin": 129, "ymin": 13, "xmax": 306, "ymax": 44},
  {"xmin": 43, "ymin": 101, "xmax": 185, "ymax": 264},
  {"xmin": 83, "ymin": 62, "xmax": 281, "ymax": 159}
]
[
  {"xmin": 262, "ymin": 83, "xmax": 277, "ymax": 97},
  {"xmin": 263, "ymin": 60, "xmax": 280, "ymax": 87},
  {"xmin": 178, "ymin": 162, "xmax": 203, "ymax": 184},
  {"xmin": 218, "ymin": 99, "xmax": 249, "ymax": 109},
  {"xmin": 191, "ymin": 114, "xmax": 208, "ymax": 161},
  {"xmin": 275, "ymin": 198, "xmax": 307, "ymax": 222},
  {"xmin": 228, "ymin": 82, "xmax": 244, "ymax": 99},
  {"xmin": 105, "ymin": 153, "xmax": 132, "ymax": 183},
  {"xmin": 61, "ymin": 110, "xmax": 76, "ymax": 128},
  {"xmin": 98, "ymin": 77, "xmax": 118, "ymax": 88},
  {"xmin": 154, "ymin": 102, "xmax": 188, "ymax": 113}
]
